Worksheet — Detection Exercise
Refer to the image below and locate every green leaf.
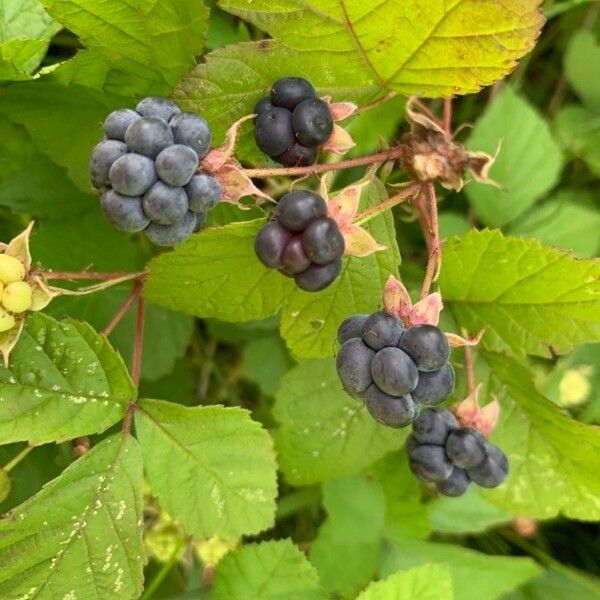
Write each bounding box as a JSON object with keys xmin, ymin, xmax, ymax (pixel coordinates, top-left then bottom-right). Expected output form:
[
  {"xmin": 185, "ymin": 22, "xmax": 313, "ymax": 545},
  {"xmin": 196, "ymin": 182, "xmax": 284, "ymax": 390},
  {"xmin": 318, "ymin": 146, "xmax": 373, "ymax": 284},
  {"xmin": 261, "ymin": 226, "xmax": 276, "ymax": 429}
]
[
  {"xmin": 213, "ymin": 540, "xmax": 325, "ymax": 600},
  {"xmin": 508, "ymin": 190, "xmax": 600, "ymax": 258},
  {"xmin": 482, "ymin": 352, "xmax": 600, "ymax": 520},
  {"xmin": 40, "ymin": 0, "xmax": 209, "ymax": 93},
  {"xmin": 0, "ymin": 82, "xmax": 123, "ymax": 191},
  {"xmin": 0, "ymin": 117, "xmax": 96, "ymax": 218},
  {"xmin": 219, "ymin": 0, "xmax": 542, "ymax": 98},
  {"xmin": 274, "ymin": 359, "xmax": 403, "ymax": 485},
  {"xmin": 370, "ymin": 451, "xmax": 430, "ymax": 542},
  {"xmin": 508, "ymin": 566, "xmax": 600, "ymax": 600},
  {"xmin": 146, "ymin": 180, "xmax": 400, "ymax": 360},
  {"xmin": 554, "ymin": 105, "xmax": 600, "ymax": 177},
  {"xmin": 428, "ymin": 487, "xmax": 512, "ymax": 535},
  {"xmin": 145, "ymin": 219, "xmax": 293, "ymax": 322},
  {"xmin": 0, "ymin": 434, "xmax": 145, "ymax": 600},
  {"xmin": 380, "ymin": 541, "xmax": 540, "ymax": 600},
  {"xmin": 439, "ymin": 229, "xmax": 600, "ymax": 358},
  {"xmin": 358, "ymin": 564, "xmax": 453, "ymax": 600},
  {"xmin": 135, "ymin": 398, "xmax": 277, "ymax": 538},
  {"xmin": 0, "ymin": 313, "xmax": 134, "ymax": 445},
  {"xmin": 0, "ymin": 0, "xmax": 60, "ymax": 79},
  {"xmin": 173, "ymin": 40, "xmax": 380, "ymax": 163},
  {"xmin": 465, "ymin": 87, "xmax": 563, "ymax": 226},
  {"xmin": 280, "ymin": 179, "xmax": 400, "ymax": 359},
  {"xmin": 242, "ymin": 334, "xmax": 293, "ymax": 396},
  {"xmin": 564, "ymin": 30, "xmax": 600, "ymax": 110},
  {"xmin": 310, "ymin": 476, "xmax": 385, "ymax": 597}
]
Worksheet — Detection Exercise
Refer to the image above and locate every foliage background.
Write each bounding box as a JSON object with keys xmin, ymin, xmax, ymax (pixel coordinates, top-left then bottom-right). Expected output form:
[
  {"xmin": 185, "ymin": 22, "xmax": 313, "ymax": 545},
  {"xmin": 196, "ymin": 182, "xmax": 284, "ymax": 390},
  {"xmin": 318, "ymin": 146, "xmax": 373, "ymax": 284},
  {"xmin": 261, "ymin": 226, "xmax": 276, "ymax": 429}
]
[{"xmin": 0, "ymin": 0, "xmax": 599, "ymax": 598}]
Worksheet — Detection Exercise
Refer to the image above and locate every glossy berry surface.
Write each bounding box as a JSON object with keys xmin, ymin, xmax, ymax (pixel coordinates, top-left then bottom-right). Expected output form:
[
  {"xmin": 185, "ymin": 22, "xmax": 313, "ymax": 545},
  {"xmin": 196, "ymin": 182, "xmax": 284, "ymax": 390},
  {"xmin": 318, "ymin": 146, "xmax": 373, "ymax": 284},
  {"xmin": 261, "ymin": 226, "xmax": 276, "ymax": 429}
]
[
  {"xmin": 337, "ymin": 314, "xmax": 369, "ymax": 344},
  {"xmin": 276, "ymin": 191, "xmax": 327, "ymax": 232},
  {"xmin": 292, "ymin": 98, "xmax": 334, "ymax": 146},
  {"xmin": 412, "ymin": 363, "xmax": 455, "ymax": 406},
  {"xmin": 445, "ymin": 427, "xmax": 487, "ymax": 469},
  {"xmin": 254, "ymin": 97, "xmax": 273, "ymax": 117},
  {"xmin": 467, "ymin": 443, "xmax": 509, "ymax": 488},
  {"xmin": 365, "ymin": 386, "xmax": 416, "ymax": 428},
  {"xmin": 336, "ymin": 338, "xmax": 375, "ymax": 398},
  {"xmin": 169, "ymin": 113, "xmax": 212, "ymax": 159},
  {"xmin": 255, "ymin": 108, "xmax": 295, "ymax": 157},
  {"xmin": 408, "ymin": 444, "xmax": 453, "ymax": 483},
  {"xmin": 0, "ymin": 255, "xmax": 25, "ymax": 283},
  {"xmin": 254, "ymin": 222, "xmax": 293, "ymax": 269},
  {"xmin": 143, "ymin": 182, "xmax": 189, "ymax": 225},
  {"xmin": 399, "ymin": 324, "xmax": 450, "ymax": 372},
  {"xmin": 371, "ymin": 347, "xmax": 419, "ymax": 397},
  {"xmin": 155, "ymin": 144, "xmax": 198, "ymax": 187},
  {"xmin": 271, "ymin": 77, "xmax": 316, "ymax": 110},
  {"xmin": 136, "ymin": 97, "xmax": 181, "ymax": 121},
  {"xmin": 295, "ymin": 258, "xmax": 342, "ymax": 292},
  {"xmin": 361, "ymin": 311, "xmax": 404, "ymax": 351},
  {"xmin": 103, "ymin": 109, "xmax": 141, "ymax": 141},
  {"xmin": 436, "ymin": 467, "xmax": 470, "ymax": 497},
  {"xmin": 412, "ymin": 408, "xmax": 457, "ymax": 446},
  {"xmin": 2, "ymin": 281, "xmax": 32, "ymax": 314},
  {"xmin": 89, "ymin": 140, "xmax": 128, "ymax": 189},
  {"xmin": 281, "ymin": 236, "xmax": 311, "ymax": 275},
  {"xmin": 303, "ymin": 218, "xmax": 345, "ymax": 265},
  {"xmin": 186, "ymin": 174, "xmax": 221, "ymax": 213}
]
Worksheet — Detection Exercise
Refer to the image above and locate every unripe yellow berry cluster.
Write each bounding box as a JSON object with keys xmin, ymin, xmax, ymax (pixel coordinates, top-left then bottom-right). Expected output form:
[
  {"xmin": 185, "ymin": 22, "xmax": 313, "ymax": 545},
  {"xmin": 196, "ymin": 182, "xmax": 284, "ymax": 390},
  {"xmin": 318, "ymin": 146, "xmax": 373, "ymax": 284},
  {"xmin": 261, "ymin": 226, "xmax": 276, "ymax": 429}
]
[{"xmin": 0, "ymin": 254, "xmax": 33, "ymax": 333}]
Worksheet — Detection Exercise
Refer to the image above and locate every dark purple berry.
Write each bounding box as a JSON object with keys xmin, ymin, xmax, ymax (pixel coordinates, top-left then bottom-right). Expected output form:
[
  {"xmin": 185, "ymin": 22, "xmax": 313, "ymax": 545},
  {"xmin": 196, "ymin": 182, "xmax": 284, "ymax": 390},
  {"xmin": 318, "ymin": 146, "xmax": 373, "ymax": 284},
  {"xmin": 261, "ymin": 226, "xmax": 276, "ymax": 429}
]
[
  {"xmin": 336, "ymin": 338, "xmax": 375, "ymax": 398},
  {"xmin": 412, "ymin": 363, "xmax": 455, "ymax": 406},
  {"xmin": 271, "ymin": 77, "xmax": 316, "ymax": 110},
  {"xmin": 337, "ymin": 314, "xmax": 369, "ymax": 345},
  {"xmin": 362, "ymin": 311, "xmax": 404, "ymax": 351},
  {"xmin": 371, "ymin": 347, "xmax": 418, "ymax": 397},
  {"xmin": 467, "ymin": 443, "xmax": 509, "ymax": 488},
  {"xmin": 412, "ymin": 408, "xmax": 457, "ymax": 446},
  {"xmin": 364, "ymin": 385, "xmax": 416, "ymax": 428},
  {"xmin": 255, "ymin": 108, "xmax": 295, "ymax": 157},
  {"xmin": 295, "ymin": 258, "xmax": 342, "ymax": 292},
  {"xmin": 445, "ymin": 428, "xmax": 487, "ymax": 469},
  {"xmin": 303, "ymin": 218, "xmax": 345, "ymax": 265},
  {"xmin": 436, "ymin": 467, "xmax": 471, "ymax": 497},
  {"xmin": 292, "ymin": 98, "xmax": 333, "ymax": 146},
  {"xmin": 255, "ymin": 222, "xmax": 293, "ymax": 269},
  {"xmin": 281, "ymin": 236, "xmax": 311, "ymax": 275},
  {"xmin": 276, "ymin": 191, "xmax": 327, "ymax": 232},
  {"xmin": 399, "ymin": 324, "xmax": 450, "ymax": 372},
  {"xmin": 277, "ymin": 142, "xmax": 318, "ymax": 167}
]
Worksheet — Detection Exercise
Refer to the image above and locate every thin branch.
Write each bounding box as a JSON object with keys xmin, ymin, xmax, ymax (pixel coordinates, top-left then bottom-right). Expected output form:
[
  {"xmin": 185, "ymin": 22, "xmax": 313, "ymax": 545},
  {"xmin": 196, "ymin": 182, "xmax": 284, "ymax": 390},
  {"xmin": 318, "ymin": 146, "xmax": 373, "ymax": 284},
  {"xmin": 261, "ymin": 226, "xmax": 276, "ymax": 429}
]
[
  {"xmin": 3, "ymin": 445, "xmax": 34, "ymax": 473},
  {"xmin": 443, "ymin": 98, "xmax": 453, "ymax": 136},
  {"xmin": 418, "ymin": 182, "xmax": 442, "ymax": 299},
  {"xmin": 243, "ymin": 146, "xmax": 405, "ymax": 179},
  {"xmin": 357, "ymin": 91, "xmax": 398, "ymax": 113},
  {"xmin": 123, "ymin": 294, "xmax": 146, "ymax": 436},
  {"xmin": 102, "ymin": 280, "xmax": 143, "ymax": 336},
  {"xmin": 354, "ymin": 183, "xmax": 421, "ymax": 225},
  {"xmin": 43, "ymin": 270, "xmax": 146, "ymax": 282},
  {"xmin": 462, "ymin": 334, "xmax": 476, "ymax": 396}
]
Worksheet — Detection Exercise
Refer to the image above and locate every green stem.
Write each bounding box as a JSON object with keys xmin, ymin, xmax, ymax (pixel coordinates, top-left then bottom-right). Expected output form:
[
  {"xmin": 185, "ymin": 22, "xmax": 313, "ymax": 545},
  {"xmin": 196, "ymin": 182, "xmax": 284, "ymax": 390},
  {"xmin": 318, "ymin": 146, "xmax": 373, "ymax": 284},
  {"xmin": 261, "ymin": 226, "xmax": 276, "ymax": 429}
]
[
  {"xmin": 353, "ymin": 183, "xmax": 421, "ymax": 226},
  {"xmin": 3, "ymin": 445, "xmax": 34, "ymax": 473},
  {"xmin": 139, "ymin": 538, "xmax": 186, "ymax": 600}
]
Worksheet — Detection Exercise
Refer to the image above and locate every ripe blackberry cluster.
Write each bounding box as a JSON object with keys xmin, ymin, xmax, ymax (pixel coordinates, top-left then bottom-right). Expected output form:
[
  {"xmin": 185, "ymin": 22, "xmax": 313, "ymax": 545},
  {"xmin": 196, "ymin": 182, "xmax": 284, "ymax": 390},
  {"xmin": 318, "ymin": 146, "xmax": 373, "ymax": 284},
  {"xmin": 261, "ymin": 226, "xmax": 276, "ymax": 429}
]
[
  {"xmin": 89, "ymin": 97, "xmax": 221, "ymax": 247},
  {"xmin": 254, "ymin": 190, "xmax": 344, "ymax": 292},
  {"xmin": 407, "ymin": 408, "xmax": 509, "ymax": 497},
  {"xmin": 254, "ymin": 77, "xmax": 333, "ymax": 167},
  {"xmin": 336, "ymin": 313, "xmax": 455, "ymax": 427},
  {"xmin": 0, "ymin": 254, "xmax": 32, "ymax": 333}
]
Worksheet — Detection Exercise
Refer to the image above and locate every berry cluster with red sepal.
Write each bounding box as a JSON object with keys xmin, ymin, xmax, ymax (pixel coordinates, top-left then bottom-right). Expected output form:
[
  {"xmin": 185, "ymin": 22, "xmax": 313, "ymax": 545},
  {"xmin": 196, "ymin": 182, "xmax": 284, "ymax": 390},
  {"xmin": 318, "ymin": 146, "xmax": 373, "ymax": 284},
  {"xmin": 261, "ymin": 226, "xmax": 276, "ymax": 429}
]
[
  {"xmin": 336, "ymin": 313, "xmax": 455, "ymax": 428},
  {"xmin": 254, "ymin": 190, "xmax": 345, "ymax": 292},
  {"xmin": 89, "ymin": 97, "xmax": 221, "ymax": 247},
  {"xmin": 407, "ymin": 408, "xmax": 509, "ymax": 497},
  {"xmin": 254, "ymin": 77, "xmax": 333, "ymax": 166}
]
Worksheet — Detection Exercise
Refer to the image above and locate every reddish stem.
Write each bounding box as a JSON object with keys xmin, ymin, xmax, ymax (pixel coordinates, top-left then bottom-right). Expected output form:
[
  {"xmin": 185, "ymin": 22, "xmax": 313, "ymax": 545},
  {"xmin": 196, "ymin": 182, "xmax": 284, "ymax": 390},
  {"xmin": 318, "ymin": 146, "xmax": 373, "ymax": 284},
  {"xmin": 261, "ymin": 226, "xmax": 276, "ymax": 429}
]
[
  {"xmin": 354, "ymin": 183, "xmax": 420, "ymax": 225},
  {"xmin": 123, "ymin": 293, "xmax": 146, "ymax": 436},
  {"xmin": 418, "ymin": 182, "xmax": 442, "ymax": 299},
  {"xmin": 102, "ymin": 281, "xmax": 142, "ymax": 336},
  {"xmin": 43, "ymin": 270, "xmax": 146, "ymax": 281},
  {"xmin": 243, "ymin": 146, "xmax": 405, "ymax": 179},
  {"xmin": 443, "ymin": 98, "xmax": 453, "ymax": 136},
  {"xmin": 463, "ymin": 338, "xmax": 476, "ymax": 396}
]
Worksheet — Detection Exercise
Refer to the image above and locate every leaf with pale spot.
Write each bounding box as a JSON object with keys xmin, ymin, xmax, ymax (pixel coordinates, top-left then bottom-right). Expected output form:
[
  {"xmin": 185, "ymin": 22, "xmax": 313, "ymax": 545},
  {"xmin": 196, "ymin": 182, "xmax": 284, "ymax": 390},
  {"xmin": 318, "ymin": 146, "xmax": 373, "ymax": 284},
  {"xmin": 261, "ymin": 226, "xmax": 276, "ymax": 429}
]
[
  {"xmin": 0, "ymin": 435, "xmax": 144, "ymax": 600},
  {"xmin": 0, "ymin": 313, "xmax": 134, "ymax": 445}
]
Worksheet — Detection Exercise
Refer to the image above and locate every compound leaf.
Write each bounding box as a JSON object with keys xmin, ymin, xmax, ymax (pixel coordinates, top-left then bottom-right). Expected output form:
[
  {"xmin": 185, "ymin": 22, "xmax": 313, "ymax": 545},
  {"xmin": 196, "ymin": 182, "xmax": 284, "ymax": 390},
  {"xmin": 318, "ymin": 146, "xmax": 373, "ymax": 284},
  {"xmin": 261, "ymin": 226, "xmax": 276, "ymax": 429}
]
[
  {"xmin": 0, "ymin": 434, "xmax": 144, "ymax": 600},
  {"xmin": 0, "ymin": 313, "xmax": 134, "ymax": 445},
  {"xmin": 135, "ymin": 399, "xmax": 278, "ymax": 538},
  {"xmin": 439, "ymin": 229, "xmax": 600, "ymax": 358},
  {"xmin": 274, "ymin": 359, "xmax": 403, "ymax": 485},
  {"xmin": 213, "ymin": 540, "xmax": 325, "ymax": 600},
  {"xmin": 219, "ymin": 0, "xmax": 543, "ymax": 98}
]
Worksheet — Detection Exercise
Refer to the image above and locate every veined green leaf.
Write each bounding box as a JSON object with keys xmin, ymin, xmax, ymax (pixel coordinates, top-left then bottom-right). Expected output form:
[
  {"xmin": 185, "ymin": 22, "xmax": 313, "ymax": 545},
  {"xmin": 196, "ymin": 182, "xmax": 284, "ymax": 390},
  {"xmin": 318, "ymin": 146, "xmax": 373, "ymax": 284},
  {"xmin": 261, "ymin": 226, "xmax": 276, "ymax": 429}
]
[
  {"xmin": 0, "ymin": 435, "xmax": 145, "ymax": 600},
  {"xmin": 213, "ymin": 540, "xmax": 326, "ymax": 600},
  {"xmin": 135, "ymin": 399, "xmax": 278, "ymax": 538},
  {"xmin": 439, "ymin": 229, "xmax": 600, "ymax": 358},
  {"xmin": 0, "ymin": 314, "xmax": 134, "ymax": 445},
  {"xmin": 274, "ymin": 359, "xmax": 403, "ymax": 485},
  {"xmin": 219, "ymin": 0, "xmax": 543, "ymax": 98}
]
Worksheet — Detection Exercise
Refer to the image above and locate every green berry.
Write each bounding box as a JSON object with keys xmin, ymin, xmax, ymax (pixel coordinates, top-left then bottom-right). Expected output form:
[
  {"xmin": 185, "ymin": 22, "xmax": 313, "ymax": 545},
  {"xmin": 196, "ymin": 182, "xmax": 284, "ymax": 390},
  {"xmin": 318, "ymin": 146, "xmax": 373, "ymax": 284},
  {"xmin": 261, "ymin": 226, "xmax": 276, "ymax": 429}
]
[
  {"xmin": 2, "ymin": 281, "xmax": 33, "ymax": 314},
  {"xmin": 0, "ymin": 308, "xmax": 16, "ymax": 333},
  {"xmin": 0, "ymin": 254, "xmax": 25, "ymax": 284}
]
